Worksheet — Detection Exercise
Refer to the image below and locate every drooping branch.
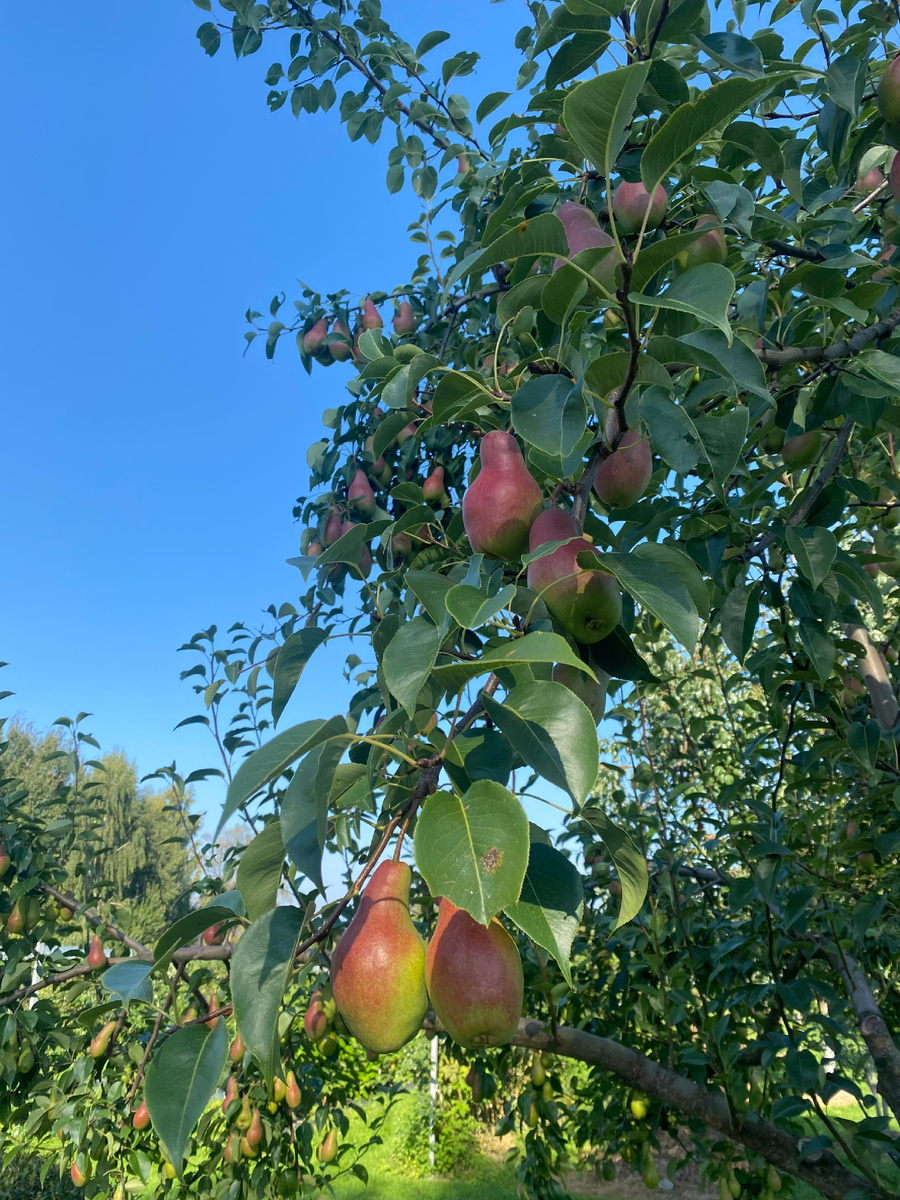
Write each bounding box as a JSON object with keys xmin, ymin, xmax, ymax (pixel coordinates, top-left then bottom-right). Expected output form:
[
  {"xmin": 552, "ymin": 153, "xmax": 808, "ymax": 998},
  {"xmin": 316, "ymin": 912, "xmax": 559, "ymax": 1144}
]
[
  {"xmin": 842, "ymin": 624, "xmax": 900, "ymax": 731},
  {"xmin": 823, "ymin": 947, "xmax": 900, "ymax": 1125},
  {"xmin": 421, "ymin": 1015, "xmax": 888, "ymax": 1200},
  {"xmin": 756, "ymin": 309, "xmax": 900, "ymax": 366}
]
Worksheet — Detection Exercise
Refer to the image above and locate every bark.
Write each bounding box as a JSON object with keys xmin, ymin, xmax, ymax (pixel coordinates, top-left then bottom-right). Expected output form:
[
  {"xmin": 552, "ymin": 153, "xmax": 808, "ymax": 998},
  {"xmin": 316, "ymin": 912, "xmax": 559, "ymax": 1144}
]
[{"xmin": 842, "ymin": 623, "xmax": 900, "ymax": 731}]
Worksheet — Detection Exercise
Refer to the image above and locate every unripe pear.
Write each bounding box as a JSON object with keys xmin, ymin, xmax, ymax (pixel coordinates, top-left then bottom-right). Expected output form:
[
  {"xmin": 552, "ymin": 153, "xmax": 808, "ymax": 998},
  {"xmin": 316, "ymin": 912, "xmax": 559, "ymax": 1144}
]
[
  {"xmin": 858, "ymin": 851, "xmax": 877, "ymax": 872},
  {"xmin": 348, "ymin": 468, "xmax": 377, "ymax": 519},
  {"xmin": 202, "ymin": 922, "xmax": 224, "ymax": 945},
  {"xmin": 24, "ymin": 896, "xmax": 41, "ymax": 931},
  {"xmin": 552, "ymin": 663, "xmax": 608, "ymax": 724},
  {"xmin": 527, "ymin": 508, "xmax": 621, "ymax": 644},
  {"xmin": 530, "ymin": 1057, "xmax": 547, "ymax": 1088},
  {"xmin": 17, "ymin": 1047, "xmax": 34, "ymax": 1073},
  {"xmin": 391, "ymin": 531, "xmax": 412, "ymax": 559},
  {"xmin": 71, "ymin": 1158, "xmax": 90, "ymax": 1187},
  {"xmin": 890, "ymin": 154, "xmax": 900, "ymax": 200},
  {"xmin": 89, "ymin": 1020, "xmax": 116, "ymax": 1058},
  {"xmin": 0, "ymin": 842, "xmax": 9, "ymax": 879},
  {"xmin": 322, "ymin": 508, "xmax": 343, "ymax": 547},
  {"xmin": 612, "ymin": 181, "xmax": 667, "ymax": 235},
  {"xmin": 679, "ymin": 215, "xmax": 727, "ymax": 269},
  {"xmin": 230, "ymin": 1033, "xmax": 246, "ymax": 1062},
  {"xmin": 642, "ymin": 1150, "xmax": 660, "ymax": 1189},
  {"xmin": 594, "ymin": 431, "xmax": 652, "ymax": 507},
  {"xmin": 462, "ymin": 431, "xmax": 542, "ymax": 559},
  {"xmin": 331, "ymin": 860, "xmax": 428, "ymax": 1053},
  {"xmin": 7, "ymin": 901, "xmax": 24, "ymax": 935},
  {"xmin": 236, "ymin": 1093, "xmax": 252, "ymax": 1130},
  {"xmin": 880, "ymin": 56, "xmax": 900, "ymax": 126},
  {"xmin": 59, "ymin": 905, "xmax": 75, "ymax": 922},
  {"xmin": 304, "ymin": 992, "xmax": 329, "ymax": 1041},
  {"xmin": 630, "ymin": 1096, "xmax": 649, "ymax": 1119},
  {"xmin": 246, "ymin": 1107, "xmax": 263, "ymax": 1147},
  {"xmin": 319, "ymin": 1031, "xmax": 339, "ymax": 1057},
  {"xmin": 303, "ymin": 317, "xmax": 328, "ymax": 355},
  {"xmin": 285, "ymin": 1069, "xmax": 301, "ymax": 1109},
  {"xmin": 553, "ymin": 201, "xmax": 619, "ymax": 289},
  {"xmin": 318, "ymin": 1129, "xmax": 339, "ymax": 1163},
  {"xmin": 609, "ymin": 879, "xmax": 622, "ymax": 896},
  {"xmin": 425, "ymin": 899, "xmax": 523, "ymax": 1048},
  {"xmin": 422, "ymin": 465, "xmax": 450, "ymax": 508},
  {"xmin": 163, "ymin": 1163, "xmax": 176, "ymax": 1180},
  {"xmin": 361, "ymin": 297, "xmax": 383, "ymax": 330},
  {"xmin": 132, "ymin": 1101, "xmax": 151, "ymax": 1130},
  {"xmin": 396, "ymin": 421, "xmax": 418, "ymax": 445},
  {"xmin": 240, "ymin": 1134, "xmax": 258, "ymax": 1159},
  {"xmin": 87, "ymin": 933, "xmax": 107, "ymax": 970},
  {"xmin": 223, "ymin": 1132, "xmax": 242, "ymax": 1165},
  {"xmin": 767, "ymin": 1165, "xmax": 782, "ymax": 1192},
  {"xmin": 782, "ymin": 430, "xmax": 823, "ymax": 468},
  {"xmin": 273, "ymin": 1076, "xmax": 287, "ymax": 1103},
  {"xmin": 393, "ymin": 300, "xmax": 415, "ymax": 335},
  {"xmin": 222, "ymin": 1074, "xmax": 238, "ymax": 1114},
  {"xmin": 329, "ymin": 319, "xmax": 352, "ymax": 362}
]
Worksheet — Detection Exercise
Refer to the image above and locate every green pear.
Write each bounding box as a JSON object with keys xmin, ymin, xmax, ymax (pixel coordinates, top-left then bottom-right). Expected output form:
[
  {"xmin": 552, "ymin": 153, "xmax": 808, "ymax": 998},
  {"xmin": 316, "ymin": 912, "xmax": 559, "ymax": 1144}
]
[
  {"xmin": 593, "ymin": 431, "xmax": 652, "ymax": 507},
  {"xmin": 782, "ymin": 430, "xmax": 823, "ymax": 468},
  {"xmin": 461, "ymin": 431, "xmax": 543, "ymax": 559},
  {"xmin": 880, "ymin": 56, "xmax": 900, "ymax": 126},
  {"xmin": 678, "ymin": 215, "xmax": 727, "ymax": 269},
  {"xmin": 425, "ymin": 898, "xmax": 523, "ymax": 1048},
  {"xmin": 527, "ymin": 508, "xmax": 621, "ymax": 644},
  {"xmin": 330, "ymin": 860, "xmax": 428, "ymax": 1053},
  {"xmin": 612, "ymin": 181, "xmax": 667, "ymax": 235}
]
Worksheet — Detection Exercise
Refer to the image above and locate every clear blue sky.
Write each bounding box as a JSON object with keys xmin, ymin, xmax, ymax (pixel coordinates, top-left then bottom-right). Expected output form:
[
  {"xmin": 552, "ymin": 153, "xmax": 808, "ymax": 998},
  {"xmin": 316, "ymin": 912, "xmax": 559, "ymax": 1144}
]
[{"xmin": 0, "ymin": 2, "xmax": 532, "ymax": 831}]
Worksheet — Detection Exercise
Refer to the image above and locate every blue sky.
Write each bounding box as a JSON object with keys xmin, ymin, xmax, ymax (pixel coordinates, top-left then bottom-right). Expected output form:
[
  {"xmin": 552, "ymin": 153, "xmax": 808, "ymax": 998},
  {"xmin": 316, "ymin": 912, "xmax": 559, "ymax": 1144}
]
[{"xmin": 0, "ymin": 2, "xmax": 537, "ymax": 834}]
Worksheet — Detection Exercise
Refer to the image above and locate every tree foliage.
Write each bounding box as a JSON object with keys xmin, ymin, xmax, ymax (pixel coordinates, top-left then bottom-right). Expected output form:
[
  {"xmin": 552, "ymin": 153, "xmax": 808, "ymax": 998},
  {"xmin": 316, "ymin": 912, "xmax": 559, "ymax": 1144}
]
[{"xmin": 4, "ymin": 1, "xmax": 900, "ymax": 1198}]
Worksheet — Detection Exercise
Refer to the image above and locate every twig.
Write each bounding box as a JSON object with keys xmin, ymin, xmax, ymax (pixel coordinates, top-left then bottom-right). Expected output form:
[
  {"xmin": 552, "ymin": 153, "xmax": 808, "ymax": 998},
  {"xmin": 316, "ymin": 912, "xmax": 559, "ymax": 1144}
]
[{"xmin": 756, "ymin": 309, "xmax": 900, "ymax": 366}]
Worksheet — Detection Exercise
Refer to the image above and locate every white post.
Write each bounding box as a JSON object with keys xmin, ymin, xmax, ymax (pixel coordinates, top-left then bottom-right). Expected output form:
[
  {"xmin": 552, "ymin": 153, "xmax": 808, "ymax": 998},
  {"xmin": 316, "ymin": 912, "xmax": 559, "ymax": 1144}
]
[{"xmin": 429, "ymin": 1034, "xmax": 438, "ymax": 1169}]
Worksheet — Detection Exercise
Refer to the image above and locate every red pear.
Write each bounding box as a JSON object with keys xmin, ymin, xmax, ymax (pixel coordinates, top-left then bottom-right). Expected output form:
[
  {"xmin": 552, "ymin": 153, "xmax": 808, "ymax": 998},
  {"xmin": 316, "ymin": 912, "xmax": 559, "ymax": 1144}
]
[
  {"xmin": 222, "ymin": 1074, "xmax": 238, "ymax": 1114},
  {"xmin": 202, "ymin": 922, "xmax": 223, "ymax": 945},
  {"xmin": 527, "ymin": 508, "xmax": 621, "ymax": 644},
  {"xmin": 330, "ymin": 860, "xmax": 428, "ymax": 1054},
  {"xmin": 329, "ymin": 319, "xmax": 352, "ymax": 362},
  {"xmin": 857, "ymin": 165, "xmax": 885, "ymax": 194},
  {"xmin": 0, "ymin": 842, "xmax": 10, "ymax": 879},
  {"xmin": 348, "ymin": 468, "xmax": 377, "ymax": 519},
  {"xmin": 425, "ymin": 899, "xmax": 523, "ymax": 1048},
  {"xmin": 229, "ymin": 1033, "xmax": 246, "ymax": 1062},
  {"xmin": 304, "ymin": 992, "xmax": 329, "ymax": 1041},
  {"xmin": 393, "ymin": 300, "xmax": 415, "ymax": 335},
  {"xmin": 6, "ymin": 901, "xmax": 24, "ymax": 935},
  {"xmin": 593, "ymin": 431, "xmax": 652, "ymax": 507},
  {"xmin": 890, "ymin": 154, "xmax": 900, "ymax": 199},
  {"xmin": 322, "ymin": 508, "xmax": 343, "ymax": 547},
  {"xmin": 302, "ymin": 317, "xmax": 328, "ymax": 355},
  {"xmin": 553, "ymin": 201, "xmax": 618, "ymax": 289},
  {"xmin": 678, "ymin": 215, "xmax": 727, "ymax": 269},
  {"xmin": 612, "ymin": 181, "xmax": 667, "ymax": 235},
  {"xmin": 132, "ymin": 1101, "xmax": 151, "ymax": 1130},
  {"xmin": 285, "ymin": 1069, "xmax": 301, "ymax": 1109},
  {"xmin": 879, "ymin": 56, "xmax": 900, "ymax": 126},
  {"xmin": 461, "ymin": 431, "xmax": 542, "ymax": 559},
  {"xmin": 361, "ymin": 297, "xmax": 383, "ymax": 330},
  {"xmin": 246, "ymin": 1108, "xmax": 263, "ymax": 1147},
  {"xmin": 396, "ymin": 421, "xmax": 418, "ymax": 445},
  {"xmin": 70, "ymin": 1158, "xmax": 90, "ymax": 1187},
  {"xmin": 422, "ymin": 465, "xmax": 450, "ymax": 508},
  {"xmin": 87, "ymin": 934, "xmax": 108, "ymax": 970},
  {"xmin": 89, "ymin": 1020, "xmax": 116, "ymax": 1058}
]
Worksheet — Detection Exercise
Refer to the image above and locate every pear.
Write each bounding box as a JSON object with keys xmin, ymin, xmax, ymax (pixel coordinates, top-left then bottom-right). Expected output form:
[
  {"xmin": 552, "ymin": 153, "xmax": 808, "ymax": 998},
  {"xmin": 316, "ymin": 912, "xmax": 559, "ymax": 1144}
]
[
  {"xmin": 857, "ymin": 165, "xmax": 885, "ymax": 194},
  {"xmin": 285, "ymin": 1069, "xmax": 301, "ymax": 1109},
  {"xmin": 304, "ymin": 991, "xmax": 329, "ymax": 1041},
  {"xmin": 302, "ymin": 317, "xmax": 328, "ymax": 355},
  {"xmin": 348, "ymin": 468, "xmax": 377, "ymax": 519},
  {"xmin": 245, "ymin": 1107, "xmax": 263, "ymax": 1147},
  {"xmin": 393, "ymin": 300, "xmax": 415, "ymax": 335},
  {"xmin": 425, "ymin": 899, "xmax": 523, "ymax": 1048},
  {"xmin": 553, "ymin": 201, "xmax": 619, "ymax": 290},
  {"xmin": 0, "ymin": 841, "xmax": 10, "ymax": 879},
  {"xmin": 202, "ymin": 922, "xmax": 223, "ymax": 945},
  {"xmin": 330, "ymin": 860, "xmax": 428, "ymax": 1053},
  {"xmin": 89, "ymin": 1020, "xmax": 116, "ymax": 1058},
  {"xmin": 222, "ymin": 1074, "xmax": 238, "ymax": 1114},
  {"xmin": 87, "ymin": 934, "xmax": 107, "ymax": 970},
  {"xmin": 880, "ymin": 56, "xmax": 900, "ymax": 126},
  {"xmin": 679, "ymin": 215, "xmax": 727, "ymax": 269},
  {"xmin": 272, "ymin": 1076, "xmax": 287, "ymax": 1103},
  {"xmin": 70, "ymin": 1158, "xmax": 90, "ymax": 1187},
  {"xmin": 593, "ymin": 431, "xmax": 652, "ymax": 507},
  {"xmin": 782, "ymin": 430, "xmax": 823, "ymax": 468},
  {"xmin": 317, "ymin": 1129, "xmax": 339, "ymax": 1163},
  {"xmin": 361, "ymin": 297, "xmax": 383, "ymax": 330},
  {"xmin": 7, "ymin": 900, "xmax": 25, "ymax": 935},
  {"xmin": 461, "ymin": 431, "xmax": 543, "ymax": 559},
  {"xmin": 329, "ymin": 319, "xmax": 352, "ymax": 362},
  {"xmin": 224, "ymin": 1132, "xmax": 242, "ymax": 1165},
  {"xmin": 422, "ymin": 465, "xmax": 450, "ymax": 508},
  {"xmin": 132, "ymin": 1101, "xmax": 151, "ymax": 1130},
  {"xmin": 526, "ymin": 508, "xmax": 621, "ymax": 644},
  {"xmin": 321, "ymin": 508, "xmax": 343, "ymax": 547},
  {"xmin": 891, "ymin": 153, "xmax": 900, "ymax": 199},
  {"xmin": 552, "ymin": 663, "xmax": 608, "ymax": 724},
  {"xmin": 612, "ymin": 181, "xmax": 667, "ymax": 235},
  {"xmin": 236, "ymin": 1093, "xmax": 252, "ymax": 1130},
  {"xmin": 229, "ymin": 1033, "xmax": 246, "ymax": 1062}
]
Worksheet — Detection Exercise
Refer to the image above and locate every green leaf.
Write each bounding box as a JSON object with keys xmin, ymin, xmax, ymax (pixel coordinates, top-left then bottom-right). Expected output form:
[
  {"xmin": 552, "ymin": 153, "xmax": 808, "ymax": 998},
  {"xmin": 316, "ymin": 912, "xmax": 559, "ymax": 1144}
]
[
  {"xmin": 231, "ymin": 907, "xmax": 306, "ymax": 1081},
  {"xmin": 445, "ymin": 584, "xmax": 517, "ymax": 629},
  {"xmin": 798, "ymin": 622, "xmax": 836, "ymax": 684},
  {"xmin": 640, "ymin": 391, "xmax": 749, "ymax": 494},
  {"xmin": 641, "ymin": 76, "xmax": 785, "ymax": 196},
  {"xmin": 587, "ymin": 626, "xmax": 658, "ymax": 682},
  {"xmin": 405, "ymin": 570, "xmax": 456, "ymax": 629},
  {"xmin": 272, "ymin": 628, "xmax": 329, "ymax": 725},
  {"xmin": 857, "ymin": 348, "xmax": 900, "ymax": 391},
  {"xmin": 382, "ymin": 616, "xmax": 442, "ymax": 716},
  {"xmin": 592, "ymin": 553, "xmax": 698, "ymax": 651},
  {"xmin": 373, "ymin": 411, "xmax": 416, "ymax": 459},
  {"xmin": 848, "ymin": 720, "xmax": 881, "ymax": 770},
  {"xmin": 415, "ymin": 30, "xmax": 450, "ymax": 58},
  {"xmin": 562, "ymin": 63, "xmax": 651, "ymax": 178},
  {"xmin": 443, "ymin": 729, "xmax": 513, "ymax": 791},
  {"xmin": 448, "ymin": 214, "xmax": 567, "ymax": 290},
  {"xmin": 430, "ymin": 631, "xmax": 596, "ymax": 694},
  {"xmin": 512, "ymin": 376, "xmax": 590, "ymax": 466},
  {"xmin": 219, "ymin": 719, "xmax": 337, "ymax": 833},
  {"xmin": 631, "ymin": 543, "xmax": 709, "ymax": 620},
  {"xmin": 547, "ymin": 35, "xmax": 611, "ymax": 89},
  {"xmin": 719, "ymin": 580, "xmax": 760, "ymax": 665},
  {"xmin": 482, "ymin": 681, "xmax": 598, "ymax": 805},
  {"xmin": 154, "ymin": 897, "xmax": 246, "ymax": 971},
  {"xmin": 476, "ymin": 91, "xmax": 511, "ymax": 123},
  {"xmin": 630, "ymin": 263, "xmax": 736, "ymax": 343},
  {"xmin": 235, "ymin": 822, "xmax": 286, "ymax": 922},
  {"xmin": 280, "ymin": 739, "xmax": 345, "ymax": 891},
  {"xmin": 786, "ymin": 527, "xmax": 837, "ymax": 591},
  {"xmin": 505, "ymin": 842, "xmax": 583, "ymax": 986},
  {"xmin": 145, "ymin": 1021, "xmax": 227, "ymax": 1176},
  {"xmin": 100, "ymin": 960, "xmax": 154, "ymax": 1006},
  {"xmin": 581, "ymin": 808, "xmax": 648, "ymax": 927},
  {"xmin": 413, "ymin": 781, "xmax": 530, "ymax": 924}
]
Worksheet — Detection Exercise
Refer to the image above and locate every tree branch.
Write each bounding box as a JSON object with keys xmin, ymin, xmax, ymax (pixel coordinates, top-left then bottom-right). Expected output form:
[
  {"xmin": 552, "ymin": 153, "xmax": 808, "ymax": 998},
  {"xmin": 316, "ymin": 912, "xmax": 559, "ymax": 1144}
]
[
  {"xmin": 756, "ymin": 309, "xmax": 900, "ymax": 366},
  {"xmin": 842, "ymin": 623, "xmax": 900, "ymax": 731}
]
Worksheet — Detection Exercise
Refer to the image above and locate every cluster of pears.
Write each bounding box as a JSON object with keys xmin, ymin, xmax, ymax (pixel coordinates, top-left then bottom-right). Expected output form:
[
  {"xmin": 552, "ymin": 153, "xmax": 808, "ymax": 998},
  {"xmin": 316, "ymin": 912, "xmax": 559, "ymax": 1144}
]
[
  {"xmin": 461, "ymin": 429, "xmax": 654, "ymax": 650},
  {"xmin": 330, "ymin": 859, "xmax": 524, "ymax": 1054},
  {"xmin": 301, "ymin": 296, "xmax": 417, "ymax": 368}
]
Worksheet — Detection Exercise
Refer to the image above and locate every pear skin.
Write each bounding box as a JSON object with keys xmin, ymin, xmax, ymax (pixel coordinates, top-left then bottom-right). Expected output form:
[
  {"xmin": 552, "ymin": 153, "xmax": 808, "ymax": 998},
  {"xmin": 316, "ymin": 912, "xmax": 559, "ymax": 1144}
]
[
  {"xmin": 347, "ymin": 469, "xmax": 376, "ymax": 519},
  {"xmin": 553, "ymin": 201, "xmax": 619, "ymax": 289},
  {"xmin": 461, "ymin": 431, "xmax": 542, "ymax": 559},
  {"xmin": 330, "ymin": 861, "xmax": 428, "ymax": 1053},
  {"xmin": 612, "ymin": 181, "xmax": 667, "ymax": 235},
  {"xmin": 593, "ymin": 431, "xmax": 652, "ymax": 507},
  {"xmin": 526, "ymin": 508, "xmax": 621, "ymax": 644},
  {"xmin": 425, "ymin": 899, "xmax": 523, "ymax": 1048}
]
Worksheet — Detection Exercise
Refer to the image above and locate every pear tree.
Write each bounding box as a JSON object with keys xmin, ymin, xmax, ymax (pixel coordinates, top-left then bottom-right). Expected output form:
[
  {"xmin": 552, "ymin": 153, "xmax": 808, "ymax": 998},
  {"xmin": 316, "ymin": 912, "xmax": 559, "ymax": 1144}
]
[{"xmin": 4, "ymin": 2, "xmax": 900, "ymax": 1199}]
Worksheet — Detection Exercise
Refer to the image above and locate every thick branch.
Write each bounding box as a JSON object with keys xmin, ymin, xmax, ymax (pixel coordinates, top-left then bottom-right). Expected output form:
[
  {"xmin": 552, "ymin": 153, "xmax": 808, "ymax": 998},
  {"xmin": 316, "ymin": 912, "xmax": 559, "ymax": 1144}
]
[
  {"xmin": 765, "ymin": 239, "xmax": 826, "ymax": 263},
  {"xmin": 756, "ymin": 309, "xmax": 900, "ymax": 366},
  {"xmin": 423, "ymin": 1016, "xmax": 886, "ymax": 1200},
  {"xmin": 842, "ymin": 624, "xmax": 900, "ymax": 731},
  {"xmin": 824, "ymin": 948, "xmax": 900, "ymax": 1124}
]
